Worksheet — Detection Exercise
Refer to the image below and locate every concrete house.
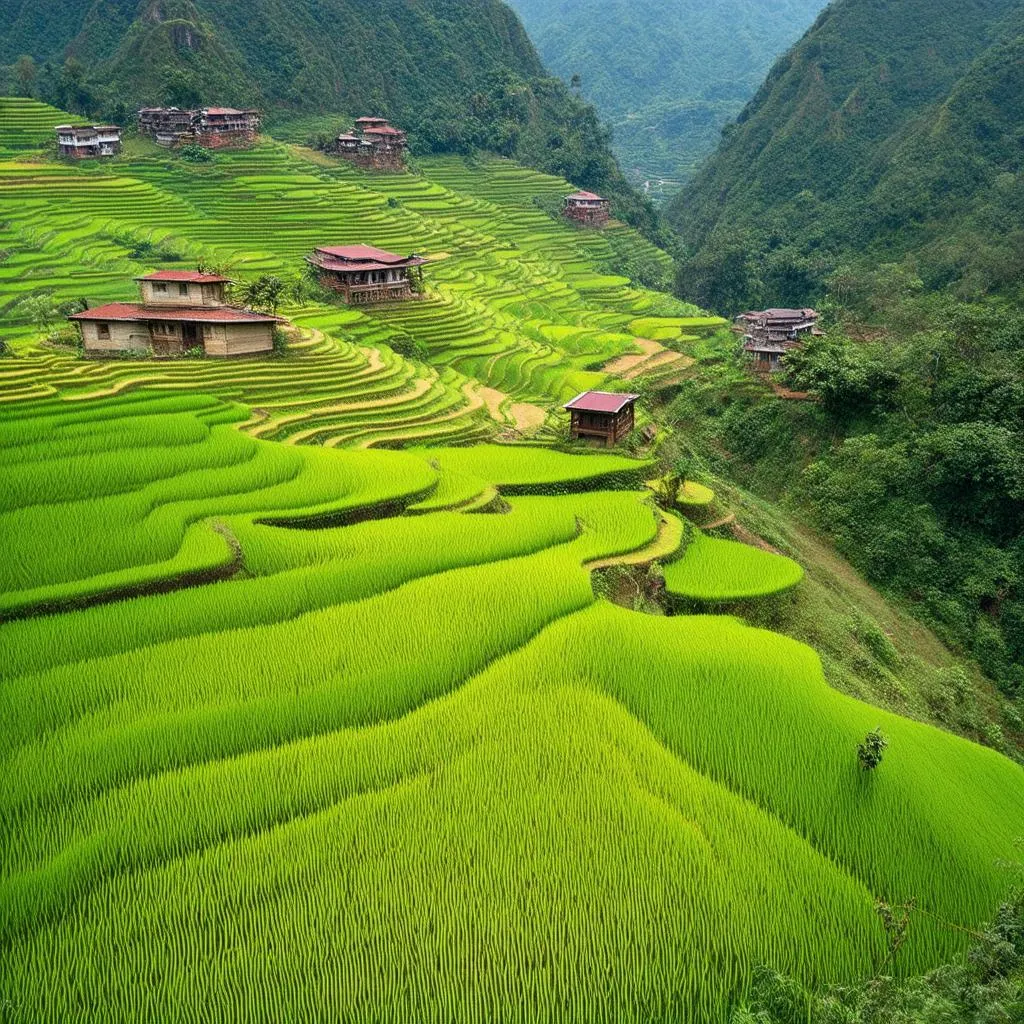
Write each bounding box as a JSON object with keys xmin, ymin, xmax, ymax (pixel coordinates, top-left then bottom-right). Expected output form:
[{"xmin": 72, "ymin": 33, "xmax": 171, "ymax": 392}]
[
  {"xmin": 70, "ymin": 271, "xmax": 283, "ymax": 357},
  {"xmin": 55, "ymin": 124, "xmax": 122, "ymax": 158}
]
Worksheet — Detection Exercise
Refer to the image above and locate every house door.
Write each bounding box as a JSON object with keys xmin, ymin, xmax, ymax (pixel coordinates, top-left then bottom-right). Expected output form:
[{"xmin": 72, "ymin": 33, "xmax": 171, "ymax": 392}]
[{"xmin": 182, "ymin": 323, "xmax": 199, "ymax": 348}]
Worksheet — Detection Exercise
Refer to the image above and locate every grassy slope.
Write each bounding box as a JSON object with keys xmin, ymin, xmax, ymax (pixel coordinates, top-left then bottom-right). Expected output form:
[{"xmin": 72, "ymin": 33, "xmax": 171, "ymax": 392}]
[{"xmin": 0, "ymin": 99, "xmax": 1021, "ymax": 1020}]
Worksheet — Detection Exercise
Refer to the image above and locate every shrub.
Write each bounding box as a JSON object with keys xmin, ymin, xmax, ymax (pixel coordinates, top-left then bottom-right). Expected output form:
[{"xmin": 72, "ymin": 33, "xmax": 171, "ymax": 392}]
[
  {"xmin": 178, "ymin": 143, "xmax": 213, "ymax": 164},
  {"xmin": 857, "ymin": 727, "xmax": 888, "ymax": 771}
]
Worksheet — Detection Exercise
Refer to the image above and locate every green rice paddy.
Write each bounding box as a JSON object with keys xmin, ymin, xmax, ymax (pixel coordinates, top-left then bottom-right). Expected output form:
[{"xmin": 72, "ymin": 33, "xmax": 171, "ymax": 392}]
[{"xmin": 1, "ymin": 99, "xmax": 1021, "ymax": 1022}]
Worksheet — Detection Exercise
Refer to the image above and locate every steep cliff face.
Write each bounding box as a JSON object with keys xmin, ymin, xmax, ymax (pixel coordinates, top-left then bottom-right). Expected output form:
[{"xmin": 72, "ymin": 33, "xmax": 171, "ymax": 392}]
[{"xmin": 668, "ymin": 0, "xmax": 1024, "ymax": 310}]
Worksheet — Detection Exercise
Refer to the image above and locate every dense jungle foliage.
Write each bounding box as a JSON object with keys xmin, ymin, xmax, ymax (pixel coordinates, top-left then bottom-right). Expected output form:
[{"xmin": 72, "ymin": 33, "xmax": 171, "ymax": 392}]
[
  {"xmin": 732, "ymin": 888, "xmax": 1024, "ymax": 1023},
  {"xmin": 0, "ymin": 0, "xmax": 661, "ymax": 235},
  {"xmin": 669, "ymin": 0, "xmax": 1024, "ymax": 312},
  {"xmin": 506, "ymin": 0, "xmax": 823, "ymax": 198},
  {"xmin": 666, "ymin": 278, "xmax": 1024, "ymax": 700}
]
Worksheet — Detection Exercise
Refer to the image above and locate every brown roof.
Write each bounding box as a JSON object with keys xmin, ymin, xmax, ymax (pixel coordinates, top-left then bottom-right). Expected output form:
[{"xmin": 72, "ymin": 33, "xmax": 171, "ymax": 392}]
[
  {"xmin": 314, "ymin": 244, "xmax": 423, "ymax": 264},
  {"xmin": 136, "ymin": 270, "xmax": 233, "ymax": 283},
  {"xmin": 70, "ymin": 303, "xmax": 282, "ymax": 323},
  {"xmin": 362, "ymin": 125, "xmax": 404, "ymax": 136},
  {"xmin": 564, "ymin": 390, "xmax": 639, "ymax": 414},
  {"xmin": 565, "ymin": 190, "xmax": 606, "ymax": 202}
]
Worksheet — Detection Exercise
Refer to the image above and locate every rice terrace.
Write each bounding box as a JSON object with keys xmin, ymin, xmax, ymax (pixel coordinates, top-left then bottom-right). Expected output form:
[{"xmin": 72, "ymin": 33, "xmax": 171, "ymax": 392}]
[{"xmin": 0, "ymin": 88, "xmax": 1022, "ymax": 1023}]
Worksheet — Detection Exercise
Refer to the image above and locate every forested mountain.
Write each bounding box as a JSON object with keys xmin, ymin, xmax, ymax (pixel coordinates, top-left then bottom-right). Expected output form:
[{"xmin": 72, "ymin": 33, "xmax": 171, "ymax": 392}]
[
  {"xmin": 0, "ymin": 0, "xmax": 659, "ymax": 233},
  {"xmin": 505, "ymin": 0, "xmax": 824, "ymax": 199},
  {"xmin": 669, "ymin": 0, "xmax": 1024, "ymax": 312}
]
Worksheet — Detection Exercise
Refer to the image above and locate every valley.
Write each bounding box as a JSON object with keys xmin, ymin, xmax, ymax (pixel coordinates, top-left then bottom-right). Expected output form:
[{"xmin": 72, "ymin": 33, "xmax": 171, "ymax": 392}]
[{"xmin": 0, "ymin": 7, "xmax": 1022, "ymax": 1009}]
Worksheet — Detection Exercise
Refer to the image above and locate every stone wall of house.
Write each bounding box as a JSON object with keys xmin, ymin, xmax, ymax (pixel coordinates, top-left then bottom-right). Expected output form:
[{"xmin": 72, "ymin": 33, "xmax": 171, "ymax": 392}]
[
  {"xmin": 204, "ymin": 322, "xmax": 274, "ymax": 356},
  {"xmin": 80, "ymin": 319, "xmax": 150, "ymax": 353}
]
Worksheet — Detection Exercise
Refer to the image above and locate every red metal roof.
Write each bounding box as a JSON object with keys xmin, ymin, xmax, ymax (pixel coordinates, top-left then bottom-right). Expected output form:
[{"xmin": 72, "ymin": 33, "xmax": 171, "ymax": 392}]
[
  {"xmin": 315, "ymin": 245, "xmax": 412, "ymax": 264},
  {"xmin": 362, "ymin": 125, "xmax": 404, "ymax": 136},
  {"xmin": 312, "ymin": 257, "xmax": 425, "ymax": 273},
  {"xmin": 136, "ymin": 270, "xmax": 233, "ymax": 283},
  {"xmin": 204, "ymin": 107, "xmax": 256, "ymax": 115},
  {"xmin": 69, "ymin": 303, "xmax": 282, "ymax": 323},
  {"xmin": 565, "ymin": 190, "xmax": 606, "ymax": 202},
  {"xmin": 564, "ymin": 390, "xmax": 639, "ymax": 414}
]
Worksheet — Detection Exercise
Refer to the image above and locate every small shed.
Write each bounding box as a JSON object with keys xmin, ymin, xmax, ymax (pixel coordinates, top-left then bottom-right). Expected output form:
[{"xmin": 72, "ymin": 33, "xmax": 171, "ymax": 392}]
[
  {"xmin": 564, "ymin": 390, "xmax": 639, "ymax": 446},
  {"xmin": 563, "ymin": 190, "xmax": 610, "ymax": 228}
]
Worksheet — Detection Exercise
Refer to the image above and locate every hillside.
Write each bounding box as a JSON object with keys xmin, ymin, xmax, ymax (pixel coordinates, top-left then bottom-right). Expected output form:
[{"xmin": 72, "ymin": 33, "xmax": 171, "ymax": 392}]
[
  {"xmin": 1, "ymin": 98, "xmax": 1023, "ymax": 1019},
  {"xmin": 0, "ymin": 0, "xmax": 660, "ymax": 233},
  {"xmin": 506, "ymin": 0, "xmax": 824, "ymax": 199},
  {"xmin": 669, "ymin": 0, "xmax": 1024, "ymax": 312}
]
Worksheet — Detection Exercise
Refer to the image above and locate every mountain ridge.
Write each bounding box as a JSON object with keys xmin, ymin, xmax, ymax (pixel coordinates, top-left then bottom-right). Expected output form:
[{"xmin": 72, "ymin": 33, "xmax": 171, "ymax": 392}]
[
  {"xmin": 0, "ymin": 0, "xmax": 664, "ymax": 239},
  {"xmin": 668, "ymin": 0, "xmax": 1024, "ymax": 312}
]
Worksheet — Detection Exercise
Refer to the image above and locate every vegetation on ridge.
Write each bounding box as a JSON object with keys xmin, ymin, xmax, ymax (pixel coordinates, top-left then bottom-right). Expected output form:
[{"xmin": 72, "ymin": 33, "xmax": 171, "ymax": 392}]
[
  {"xmin": 0, "ymin": 0, "xmax": 664, "ymax": 238},
  {"xmin": 669, "ymin": 0, "xmax": 1024, "ymax": 311},
  {"xmin": 506, "ymin": 0, "xmax": 824, "ymax": 198}
]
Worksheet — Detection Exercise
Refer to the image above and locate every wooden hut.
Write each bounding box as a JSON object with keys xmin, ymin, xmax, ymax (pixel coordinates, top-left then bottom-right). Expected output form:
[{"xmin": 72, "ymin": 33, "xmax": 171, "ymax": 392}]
[
  {"xmin": 563, "ymin": 191, "xmax": 610, "ymax": 228},
  {"xmin": 564, "ymin": 390, "xmax": 639, "ymax": 446},
  {"xmin": 335, "ymin": 117, "xmax": 408, "ymax": 171},
  {"xmin": 736, "ymin": 308, "xmax": 821, "ymax": 371}
]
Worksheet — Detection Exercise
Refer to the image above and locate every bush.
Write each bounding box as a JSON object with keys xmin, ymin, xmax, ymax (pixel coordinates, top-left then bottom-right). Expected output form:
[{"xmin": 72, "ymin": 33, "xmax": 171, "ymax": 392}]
[
  {"xmin": 857, "ymin": 728, "xmax": 887, "ymax": 771},
  {"xmin": 178, "ymin": 144, "xmax": 213, "ymax": 164}
]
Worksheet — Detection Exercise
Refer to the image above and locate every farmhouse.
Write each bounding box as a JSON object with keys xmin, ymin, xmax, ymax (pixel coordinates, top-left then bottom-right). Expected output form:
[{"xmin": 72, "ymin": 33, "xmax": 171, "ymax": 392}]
[
  {"xmin": 137, "ymin": 107, "xmax": 260, "ymax": 148},
  {"xmin": 335, "ymin": 116, "xmax": 408, "ymax": 171},
  {"xmin": 564, "ymin": 390, "xmax": 639, "ymax": 446},
  {"xmin": 563, "ymin": 190, "xmax": 610, "ymax": 228},
  {"xmin": 306, "ymin": 245, "xmax": 428, "ymax": 304},
  {"xmin": 55, "ymin": 124, "xmax": 122, "ymax": 159},
  {"xmin": 736, "ymin": 308, "xmax": 821, "ymax": 371},
  {"xmin": 69, "ymin": 271, "xmax": 283, "ymax": 357}
]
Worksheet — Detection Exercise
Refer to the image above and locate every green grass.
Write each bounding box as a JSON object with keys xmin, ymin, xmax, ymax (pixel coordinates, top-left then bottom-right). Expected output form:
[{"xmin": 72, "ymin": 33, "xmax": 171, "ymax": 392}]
[{"xmin": 0, "ymin": 98, "xmax": 1021, "ymax": 1023}]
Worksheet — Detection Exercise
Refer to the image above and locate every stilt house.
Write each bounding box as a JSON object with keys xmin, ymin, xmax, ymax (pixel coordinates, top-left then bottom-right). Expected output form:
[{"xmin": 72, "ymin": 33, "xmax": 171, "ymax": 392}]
[
  {"xmin": 736, "ymin": 308, "xmax": 821, "ymax": 371},
  {"xmin": 564, "ymin": 391, "xmax": 639, "ymax": 446},
  {"xmin": 306, "ymin": 245, "xmax": 427, "ymax": 304}
]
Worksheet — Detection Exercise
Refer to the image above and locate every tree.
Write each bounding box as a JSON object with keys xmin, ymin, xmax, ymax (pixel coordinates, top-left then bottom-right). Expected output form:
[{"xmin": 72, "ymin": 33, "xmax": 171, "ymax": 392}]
[
  {"xmin": 238, "ymin": 275, "xmax": 286, "ymax": 314},
  {"xmin": 857, "ymin": 727, "xmax": 888, "ymax": 771},
  {"xmin": 15, "ymin": 55, "xmax": 37, "ymax": 96},
  {"xmin": 19, "ymin": 295, "xmax": 60, "ymax": 335}
]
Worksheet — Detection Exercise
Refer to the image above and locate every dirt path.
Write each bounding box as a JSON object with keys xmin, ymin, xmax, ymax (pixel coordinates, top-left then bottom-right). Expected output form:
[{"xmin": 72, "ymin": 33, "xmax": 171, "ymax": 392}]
[
  {"xmin": 620, "ymin": 350, "xmax": 694, "ymax": 380},
  {"xmin": 602, "ymin": 338, "xmax": 663, "ymax": 375},
  {"xmin": 509, "ymin": 402, "xmax": 546, "ymax": 432},
  {"xmin": 478, "ymin": 384, "xmax": 546, "ymax": 433}
]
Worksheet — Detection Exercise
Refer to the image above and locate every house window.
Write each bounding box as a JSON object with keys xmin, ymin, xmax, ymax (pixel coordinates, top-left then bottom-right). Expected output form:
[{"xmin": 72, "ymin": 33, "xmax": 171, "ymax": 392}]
[
  {"xmin": 178, "ymin": 283, "xmax": 189, "ymax": 296},
  {"xmin": 96, "ymin": 323, "xmax": 110, "ymax": 340},
  {"xmin": 153, "ymin": 282, "xmax": 167, "ymax": 295}
]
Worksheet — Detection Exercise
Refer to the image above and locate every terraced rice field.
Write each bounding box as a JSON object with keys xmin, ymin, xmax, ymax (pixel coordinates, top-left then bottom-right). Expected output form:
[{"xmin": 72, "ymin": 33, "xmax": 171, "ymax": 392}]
[{"xmin": 1, "ymin": 100, "xmax": 1022, "ymax": 1022}]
